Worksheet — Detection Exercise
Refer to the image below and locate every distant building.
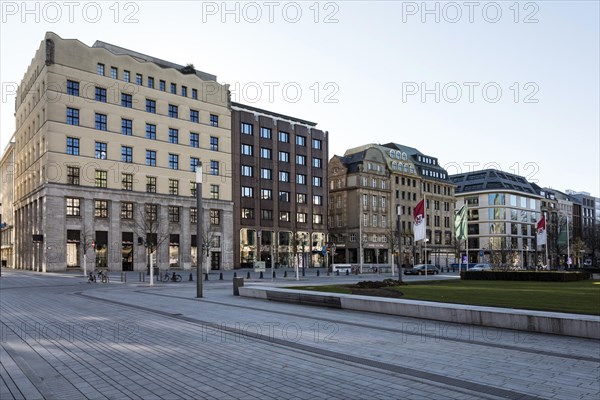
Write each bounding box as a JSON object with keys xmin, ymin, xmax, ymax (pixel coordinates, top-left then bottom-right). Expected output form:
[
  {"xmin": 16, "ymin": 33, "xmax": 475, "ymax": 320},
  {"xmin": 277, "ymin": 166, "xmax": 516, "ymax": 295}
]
[
  {"xmin": 329, "ymin": 143, "xmax": 456, "ymax": 268},
  {"xmin": 0, "ymin": 140, "xmax": 15, "ymax": 268},
  {"xmin": 566, "ymin": 190, "xmax": 598, "ymax": 264},
  {"xmin": 231, "ymin": 103, "xmax": 329, "ymax": 269},
  {"xmin": 535, "ymin": 186, "xmax": 574, "ymax": 266},
  {"xmin": 450, "ymin": 169, "xmax": 543, "ymax": 267}
]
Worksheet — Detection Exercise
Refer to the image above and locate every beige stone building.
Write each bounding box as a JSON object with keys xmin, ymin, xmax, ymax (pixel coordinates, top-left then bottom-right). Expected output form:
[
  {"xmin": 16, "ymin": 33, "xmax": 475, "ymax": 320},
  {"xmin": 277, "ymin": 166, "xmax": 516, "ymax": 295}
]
[
  {"xmin": 329, "ymin": 143, "xmax": 457, "ymax": 268},
  {"xmin": 8, "ymin": 32, "xmax": 234, "ymax": 272}
]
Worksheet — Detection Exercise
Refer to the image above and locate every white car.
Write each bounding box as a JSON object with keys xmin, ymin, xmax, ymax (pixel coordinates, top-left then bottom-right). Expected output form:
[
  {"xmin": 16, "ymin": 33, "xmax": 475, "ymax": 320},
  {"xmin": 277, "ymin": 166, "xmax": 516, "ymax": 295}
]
[{"xmin": 469, "ymin": 263, "xmax": 491, "ymax": 271}]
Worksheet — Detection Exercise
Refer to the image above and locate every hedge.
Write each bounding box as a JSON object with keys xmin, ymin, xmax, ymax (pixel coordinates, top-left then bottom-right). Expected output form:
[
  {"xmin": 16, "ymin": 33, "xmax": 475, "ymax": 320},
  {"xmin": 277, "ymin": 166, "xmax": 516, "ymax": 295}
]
[{"xmin": 460, "ymin": 271, "xmax": 592, "ymax": 282}]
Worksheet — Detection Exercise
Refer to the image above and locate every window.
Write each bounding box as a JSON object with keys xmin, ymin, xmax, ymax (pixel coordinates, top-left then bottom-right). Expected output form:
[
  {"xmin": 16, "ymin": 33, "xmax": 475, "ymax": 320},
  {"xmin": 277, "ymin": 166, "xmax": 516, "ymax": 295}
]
[
  {"xmin": 146, "ymin": 124, "xmax": 156, "ymax": 140},
  {"xmin": 146, "ymin": 204, "xmax": 158, "ymax": 221},
  {"xmin": 122, "ymin": 174, "xmax": 133, "ymax": 191},
  {"xmin": 146, "ymin": 176, "xmax": 156, "ymax": 193},
  {"xmin": 297, "ymin": 213, "xmax": 307, "ymax": 223},
  {"xmin": 146, "ymin": 150, "xmax": 156, "ymax": 166},
  {"xmin": 210, "ymin": 136, "xmax": 219, "ymax": 151},
  {"xmin": 135, "ymin": 74, "xmax": 142, "ymax": 85},
  {"xmin": 110, "ymin": 67, "xmax": 118, "ymax": 79},
  {"xmin": 296, "ymin": 174, "xmax": 306, "ymax": 185},
  {"xmin": 168, "ymin": 206, "xmax": 180, "ymax": 222},
  {"xmin": 169, "ymin": 154, "xmax": 179, "ymax": 170},
  {"xmin": 260, "ymin": 147, "xmax": 272, "ymax": 159},
  {"xmin": 121, "ymin": 202, "xmax": 133, "ymax": 219},
  {"xmin": 312, "ymin": 158, "xmax": 322, "ymax": 168},
  {"xmin": 210, "ymin": 160, "xmax": 219, "ymax": 175},
  {"xmin": 297, "ymin": 193, "xmax": 307, "ymax": 204},
  {"xmin": 95, "ymin": 113, "xmax": 107, "ymax": 130},
  {"xmin": 296, "ymin": 155, "xmax": 306, "ymax": 165},
  {"xmin": 279, "ymin": 151, "xmax": 289, "ymax": 162},
  {"xmin": 210, "ymin": 209, "xmax": 221, "ymax": 225},
  {"xmin": 97, "ymin": 63, "xmax": 105, "ymax": 76},
  {"xmin": 296, "ymin": 135, "xmax": 306, "ymax": 146},
  {"xmin": 261, "ymin": 189, "xmax": 272, "ymax": 200},
  {"xmin": 169, "ymin": 179, "xmax": 179, "ymax": 195},
  {"xmin": 242, "ymin": 208, "xmax": 254, "ymax": 220},
  {"xmin": 262, "ymin": 168, "xmax": 273, "ymax": 180},
  {"xmin": 210, "ymin": 114, "xmax": 219, "ymax": 127},
  {"xmin": 242, "ymin": 187, "xmax": 254, "ymax": 198},
  {"xmin": 66, "ymin": 198, "xmax": 80, "ymax": 216},
  {"xmin": 191, "ymin": 182, "xmax": 197, "ymax": 197},
  {"xmin": 278, "ymin": 131, "xmax": 289, "ymax": 142},
  {"xmin": 146, "ymin": 99, "xmax": 156, "ymax": 113},
  {"xmin": 66, "ymin": 108, "xmax": 79, "ymax": 125},
  {"xmin": 279, "ymin": 211, "xmax": 290, "ymax": 222},
  {"xmin": 241, "ymin": 144, "xmax": 253, "ymax": 156},
  {"xmin": 67, "ymin": 166, "xmax": 80, "ymax": 185},
  {"xmin": 66, "ymin": 137, "xmax": 79, "ymax": 155},
  {"xmin": 190, "ymin": 157, "xmax": 200, "ymax": 172},
  {"xmin": 190, "ymin": 109, "xmax": 199, "ymax": 123},
  {"xmin": 170, "ymin": 83, "xmax": 176, "ymax": 94},
  {"xmin": 94, "ymin": 200, "xmax": 108, "ymax": 218},
  {"xmin": 241, "ymin": 123, "xmax": 253, "ymax": 135},
  {"xmin": 96, "ymin": 86, "xmax": 106, "ymax": 103},
  {"xmin": 67, "ymin": 80, "xmax": 79, "ymax": 96},
  {"xmin": 241, "ymin": 165, "xmax": 254, "ymax": 177},
  {"xmin": 95, "ymin": 171, "xmax": 107, "ymax": 188},
  {"xmin": 279, "ymin": 191, "xmax": 290, "ymax": 202},
  {"xmin": 313, "ymin": 177, "xmax": 322, "ymax": 187},
  {"xmin": 192, "ymin": 88, "xmax": 198, "ymax": 99},
  {"xmin": 261, "ymin": 210, "xmax": 273, "ymax": 221},
  {"xmin": 95, "ymin": 142, "xmax": 107, "ymax": 159},
  {"xmin": 312, "ymin": 138, "xmax": 322, "ymax": 149},
  {"xmin": 159, "ymin": 80, "xmax": 166, "ymax": 91},
  {"xmin": 123, "ymin": 70, "xmax": 130, "ymax": 83},
  {"xmin": 313, "ymin": 214, "xmax": 323, "ymax": 224},
  {"xmin": 210, "ymin": 184, "xmax": 219, "ymax": 199},
  {"xmin": 148, "ymin": 76, "xmax": 154, "ymax": 88},
  {"xmin": 190, "ymin": 207, "xmax": 197, "ymax": 223},
  {"xmin": 189, "ymin": 132, "xmax": 199, "ymax": 148},
  {"xmin": 121, "ymin": 146, "xmax": 133, "ymax": 163},
  {"xmin": 260, "ymin": 127, "xmax": 272, "ymax": 139},
  {"xmin": 182, "ymin": 86, "xmax": 188, "ymax": 97},
  {"xmin": 279, "ymin": 171, "xmax": 289, "ymax": 182},
  {"xmin": 168, "ymin": 104, "xmax": 178, "ymax": 118},
  {"xmin": 121, "ymin": 118, "xmax": 133, "ymax": 135},
  {"xmin": 169, "ymin": 128, "xmax": 179, "ymax": 144}
]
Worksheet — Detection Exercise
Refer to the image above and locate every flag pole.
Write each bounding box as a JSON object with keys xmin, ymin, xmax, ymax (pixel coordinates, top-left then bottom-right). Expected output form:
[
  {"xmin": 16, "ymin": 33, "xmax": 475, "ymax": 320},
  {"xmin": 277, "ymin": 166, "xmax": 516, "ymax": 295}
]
[
  {"xmin": 424, "ymin": 190, "xmax": 427, "ymax": 278},
  {"xmin": 544, "ymin": 212, "xmax": 549, "ymax": 269}
]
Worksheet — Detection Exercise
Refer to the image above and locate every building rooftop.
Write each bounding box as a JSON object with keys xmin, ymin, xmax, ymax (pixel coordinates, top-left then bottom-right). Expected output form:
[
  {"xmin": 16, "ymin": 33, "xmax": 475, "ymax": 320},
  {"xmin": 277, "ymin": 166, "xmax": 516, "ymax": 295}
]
[
  {"xmin": 231, "ymin": 102, "xmax": 318, "ymax": 127},
  {"xmin": 450, "ymin": 169, "xmax": 541, "ymax": 196}
]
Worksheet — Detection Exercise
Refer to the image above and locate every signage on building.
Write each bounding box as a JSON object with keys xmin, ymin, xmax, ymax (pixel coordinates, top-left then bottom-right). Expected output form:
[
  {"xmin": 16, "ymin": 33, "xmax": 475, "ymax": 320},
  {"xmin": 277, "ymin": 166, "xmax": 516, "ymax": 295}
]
[{"xmin": 32, "ymin": 234, "xmax": 44, "ymax": 243}]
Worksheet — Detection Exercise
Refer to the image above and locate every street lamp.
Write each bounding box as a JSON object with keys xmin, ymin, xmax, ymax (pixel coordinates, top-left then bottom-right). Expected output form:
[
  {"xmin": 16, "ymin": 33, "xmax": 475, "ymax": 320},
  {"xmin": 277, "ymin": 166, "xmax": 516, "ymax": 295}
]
[{"xmin": 196, "ymin": 163, "xmax": 203, "ymax": 298}]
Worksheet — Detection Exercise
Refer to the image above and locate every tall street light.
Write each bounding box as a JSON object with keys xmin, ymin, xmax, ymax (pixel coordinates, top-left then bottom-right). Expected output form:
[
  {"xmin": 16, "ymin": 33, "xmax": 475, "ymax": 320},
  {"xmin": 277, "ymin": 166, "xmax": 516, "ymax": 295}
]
[{"xmin": 196, "ymin": 163, "xmax": 203, "ymax": 298}]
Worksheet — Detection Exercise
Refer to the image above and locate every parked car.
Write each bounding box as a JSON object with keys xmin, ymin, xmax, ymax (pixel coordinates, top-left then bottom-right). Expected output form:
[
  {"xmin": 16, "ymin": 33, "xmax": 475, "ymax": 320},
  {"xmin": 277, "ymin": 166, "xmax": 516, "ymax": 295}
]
[
  {"xmin": 404, "ymin": 264, "xmax": 439, "ymax": 275},
  {"xmin": 468, "ymin": 263, "xmax": 491, "ymax": 271}
]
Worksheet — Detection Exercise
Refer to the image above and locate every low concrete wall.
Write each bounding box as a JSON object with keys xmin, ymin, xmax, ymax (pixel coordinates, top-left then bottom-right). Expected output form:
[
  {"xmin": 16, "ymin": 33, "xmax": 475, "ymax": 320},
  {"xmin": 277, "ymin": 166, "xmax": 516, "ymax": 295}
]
[{"xmin": 238, "ymin": 287, "xmax": 600, "ymax": 340}]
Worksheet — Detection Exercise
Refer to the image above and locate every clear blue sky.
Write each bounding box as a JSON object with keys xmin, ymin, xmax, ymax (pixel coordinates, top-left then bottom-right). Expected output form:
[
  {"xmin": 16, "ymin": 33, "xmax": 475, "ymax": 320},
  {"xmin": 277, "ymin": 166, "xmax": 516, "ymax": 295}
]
[{"xmin": 1, "ymin": 1, "xmax": 598, "ymax": 196}]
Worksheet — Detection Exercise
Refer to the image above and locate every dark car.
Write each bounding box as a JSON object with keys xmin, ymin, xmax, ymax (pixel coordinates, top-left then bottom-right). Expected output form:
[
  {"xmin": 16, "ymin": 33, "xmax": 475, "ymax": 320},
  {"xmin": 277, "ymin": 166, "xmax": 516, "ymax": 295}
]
[{"xmin": 404, "ymin": 264, "xmax": 440, "ymax": 275}]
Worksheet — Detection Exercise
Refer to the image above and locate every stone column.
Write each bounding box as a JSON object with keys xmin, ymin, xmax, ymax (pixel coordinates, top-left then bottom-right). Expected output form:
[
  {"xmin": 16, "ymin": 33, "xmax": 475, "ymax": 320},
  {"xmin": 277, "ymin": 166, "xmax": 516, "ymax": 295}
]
[
  {"xmin": 109, "ymin": 200, "xmax": 121, "ymax": 271},
  {"xmin": 181, "ymin": 207, "xmax": 191, "ymax": 269}
]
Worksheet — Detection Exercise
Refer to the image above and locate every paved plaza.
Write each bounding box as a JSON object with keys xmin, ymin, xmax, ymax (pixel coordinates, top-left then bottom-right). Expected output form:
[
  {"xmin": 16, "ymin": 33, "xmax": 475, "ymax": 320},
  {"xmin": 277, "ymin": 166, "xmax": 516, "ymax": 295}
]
[{"xmin": 1, "ymin": 268, "xmax": 599, "ymax": 399}]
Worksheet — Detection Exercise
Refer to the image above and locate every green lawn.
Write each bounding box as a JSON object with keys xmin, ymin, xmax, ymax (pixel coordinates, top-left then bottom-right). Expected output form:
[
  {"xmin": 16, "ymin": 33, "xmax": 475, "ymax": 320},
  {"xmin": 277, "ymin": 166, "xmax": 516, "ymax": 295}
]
[{"xmin": 295, "ymin": 280, "xmax": 600, "ymax": 315}]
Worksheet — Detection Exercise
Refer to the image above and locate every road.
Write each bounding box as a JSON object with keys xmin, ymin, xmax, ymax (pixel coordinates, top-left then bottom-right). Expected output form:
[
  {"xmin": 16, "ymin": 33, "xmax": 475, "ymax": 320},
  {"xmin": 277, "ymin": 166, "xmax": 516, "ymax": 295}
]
[{"xmin": 1, "ymin": 268, "xmax": 599, "ymax": 399}]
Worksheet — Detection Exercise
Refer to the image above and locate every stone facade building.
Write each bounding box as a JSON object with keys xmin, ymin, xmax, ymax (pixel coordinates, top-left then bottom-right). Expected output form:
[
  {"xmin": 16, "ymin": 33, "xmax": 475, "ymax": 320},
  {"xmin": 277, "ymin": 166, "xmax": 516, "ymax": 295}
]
[{"xmin": 9, "ymin": 32, "xmax": 234, "ymax": 272}]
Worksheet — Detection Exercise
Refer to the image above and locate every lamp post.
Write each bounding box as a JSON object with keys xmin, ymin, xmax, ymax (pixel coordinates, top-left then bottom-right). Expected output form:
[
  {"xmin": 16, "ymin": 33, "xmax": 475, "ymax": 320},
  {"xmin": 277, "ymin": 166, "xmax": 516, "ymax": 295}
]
[
  {"xmin": 396, "ymin": 205, "xmax": 403, "ymax": 281},
  {"xmin": 196, "ymin": 164, "xmax": 203, "ymax": 298}
]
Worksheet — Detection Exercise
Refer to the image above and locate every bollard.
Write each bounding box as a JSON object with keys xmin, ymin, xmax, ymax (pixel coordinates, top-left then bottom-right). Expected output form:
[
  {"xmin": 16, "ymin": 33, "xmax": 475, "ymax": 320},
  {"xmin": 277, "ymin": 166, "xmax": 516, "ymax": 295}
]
[
  {"xmin": 233, "ymin": 277, "xmax": 244, "ymax": 296},
  {"xmin": 259, "ymin": 271, "xmax": 264, "ymax": 279},
  {"xmin": 234, "ymin": 272, "xmax": 237, "ymax": 278},
  {"xmin": 247, "ymin": 271, "xmax": 251, "ymax": 279},
  {"xmin": 346, "ymin": 270, "xmax": 350, "ymax": 276},
  {"xmin": 219, "ymin": 272, "xmax": 224, "ymax": 280},
  {"xmin": 317, "ymin": 270, "xmax": 320, "ymax": 277},
  {"xmin": 204, "ymin": 272, "xmax": 209, "ymax": 281},
  {"xmin": 284, "ymin": 271, "xmax": 288, "ymax": 278},
  {"xmin": 336, "ymin": 270, "xmax": 340, "ymax": 276},
  {"xmin": 273, "ymin": 271, "xmax": 276, "ymax": 278},
  {"xmin": 189, "ymin": 272, "xmax": 193, "ymax": 281}
]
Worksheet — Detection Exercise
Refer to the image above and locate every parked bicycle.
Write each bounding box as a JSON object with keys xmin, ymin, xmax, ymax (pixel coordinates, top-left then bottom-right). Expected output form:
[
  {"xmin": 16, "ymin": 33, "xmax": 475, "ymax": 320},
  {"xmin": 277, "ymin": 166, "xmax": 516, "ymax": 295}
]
[
  {"xmin": 97, "ymin": 270, "xmax": 109, "ymax": 283},
  {"xmin": 161, "ymin": 271, "xmax": 182, "ymax": 282},
  {"xmin": 87, "ymin": 271, "xmax": 96, "ymax": 283}
]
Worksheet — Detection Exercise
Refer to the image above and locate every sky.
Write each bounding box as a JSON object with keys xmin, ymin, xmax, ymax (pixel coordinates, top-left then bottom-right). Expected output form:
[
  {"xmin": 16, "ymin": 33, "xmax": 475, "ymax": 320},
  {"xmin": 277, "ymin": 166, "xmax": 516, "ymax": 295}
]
[{"xmin": 1, "ymin": 1, "xmax": 598, "ymax": 197}]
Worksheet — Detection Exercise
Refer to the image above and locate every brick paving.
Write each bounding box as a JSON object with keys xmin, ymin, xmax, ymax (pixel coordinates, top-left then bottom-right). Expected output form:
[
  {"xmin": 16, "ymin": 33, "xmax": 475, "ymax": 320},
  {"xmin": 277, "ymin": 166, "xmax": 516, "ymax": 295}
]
[{"xmin": 1, "ymin": 268, "xmax": 599, "ymax": 399}]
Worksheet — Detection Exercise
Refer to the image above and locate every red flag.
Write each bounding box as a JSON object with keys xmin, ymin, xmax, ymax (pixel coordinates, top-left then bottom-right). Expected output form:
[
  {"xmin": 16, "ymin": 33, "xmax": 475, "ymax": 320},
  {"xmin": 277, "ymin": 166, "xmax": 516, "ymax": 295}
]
[
  {"xmin": 413, "ymin": 199, "xmax": 426, "ymax": 242},
  {"xmin": 536, "ymin": 216, "xmax": 547, "ymax": 246}
]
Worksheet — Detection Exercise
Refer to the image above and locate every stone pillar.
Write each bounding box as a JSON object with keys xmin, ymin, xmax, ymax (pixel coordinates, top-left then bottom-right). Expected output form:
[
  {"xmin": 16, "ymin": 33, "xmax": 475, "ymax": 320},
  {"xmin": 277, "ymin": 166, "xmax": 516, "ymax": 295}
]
[
  {"xmin": 158, "ymin": 205, "xmax": 169, "ymax": 269},
  {"xmin": 109, "ymin": 201, "xmax": 121, "ymax": 271},
  {"xmin": 181, "ymin": 207, "xmax": 191, "ymax": 269}
]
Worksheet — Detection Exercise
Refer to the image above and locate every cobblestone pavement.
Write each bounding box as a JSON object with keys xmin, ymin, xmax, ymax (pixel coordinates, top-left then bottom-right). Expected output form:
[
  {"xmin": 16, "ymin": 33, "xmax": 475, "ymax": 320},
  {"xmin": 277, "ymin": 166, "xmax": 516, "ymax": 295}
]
[{"xmin": 1, "ymin": 268, "xmax": 599, "ymax": 399}]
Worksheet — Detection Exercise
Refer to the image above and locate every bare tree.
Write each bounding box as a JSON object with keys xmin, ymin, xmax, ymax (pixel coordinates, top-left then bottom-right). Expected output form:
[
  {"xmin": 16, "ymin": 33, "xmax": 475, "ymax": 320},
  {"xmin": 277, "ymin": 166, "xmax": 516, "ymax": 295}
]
[
  {"xmin": 198, "ymin": 221, "xmax": 218, "ymax": 274},
  {"xmin": 80, "ymin": 223, "xmax": 94, "ymax": 276},
  {"xmin": 131, "ymin": 204, "xmax": 170, "ymax": 271},
  {"xmin": 572, "ymin": 237, "xmax": 588, "ymax": 267}
]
